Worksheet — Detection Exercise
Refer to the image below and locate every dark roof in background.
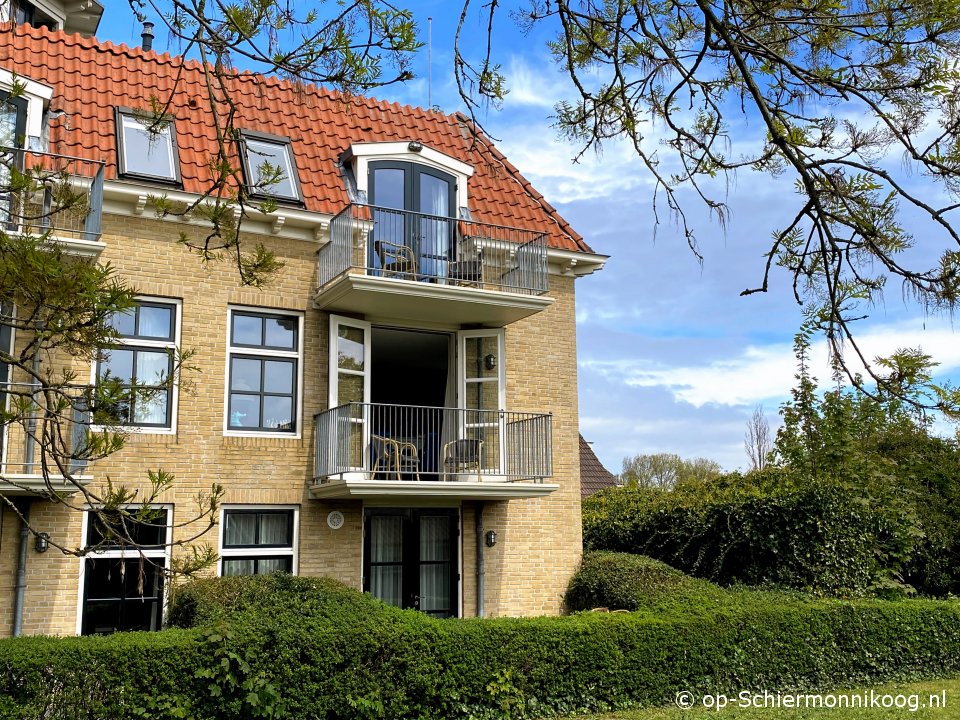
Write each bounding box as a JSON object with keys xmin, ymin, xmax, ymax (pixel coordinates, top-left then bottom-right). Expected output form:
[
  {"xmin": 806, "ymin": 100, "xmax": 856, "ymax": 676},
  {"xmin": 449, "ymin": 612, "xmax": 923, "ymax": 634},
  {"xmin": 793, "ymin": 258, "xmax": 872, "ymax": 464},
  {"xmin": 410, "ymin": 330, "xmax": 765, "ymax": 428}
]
[
  {"xmin": 580, "ymin": 434, "xmax": 618, "ymax": 497},
  {"xmin": 2, "ymin": 23, "xmax": 592, "ymax": 253}
]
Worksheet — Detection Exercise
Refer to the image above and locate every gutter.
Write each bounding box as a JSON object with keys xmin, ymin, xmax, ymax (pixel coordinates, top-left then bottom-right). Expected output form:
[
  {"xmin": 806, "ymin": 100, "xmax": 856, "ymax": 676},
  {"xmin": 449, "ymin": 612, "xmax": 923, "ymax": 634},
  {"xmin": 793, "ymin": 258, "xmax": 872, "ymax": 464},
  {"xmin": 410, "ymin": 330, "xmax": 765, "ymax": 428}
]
[{"xmin": 476, "ymin": 503, "xmax": 485, "ymax": 618}]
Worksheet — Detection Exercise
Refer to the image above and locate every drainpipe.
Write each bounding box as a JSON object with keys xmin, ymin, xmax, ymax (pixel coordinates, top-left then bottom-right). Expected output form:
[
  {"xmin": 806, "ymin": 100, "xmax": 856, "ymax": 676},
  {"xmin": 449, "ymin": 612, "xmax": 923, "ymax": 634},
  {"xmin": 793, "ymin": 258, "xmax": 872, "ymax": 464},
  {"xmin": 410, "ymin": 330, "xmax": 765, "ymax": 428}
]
[
  {"xmin": 476, "ymin": 503, "xmax": 485, "ymax": 617},
  {"xmin": 12, "ymin": 499, "xmax": 30, "ymax": 637}
]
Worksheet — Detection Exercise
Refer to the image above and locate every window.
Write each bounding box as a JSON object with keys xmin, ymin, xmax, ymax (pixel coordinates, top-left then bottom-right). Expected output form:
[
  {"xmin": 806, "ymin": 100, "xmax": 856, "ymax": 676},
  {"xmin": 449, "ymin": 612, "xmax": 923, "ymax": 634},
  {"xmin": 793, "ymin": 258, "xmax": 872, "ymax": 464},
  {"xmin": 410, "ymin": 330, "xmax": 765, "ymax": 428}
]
[
  {"xmin": 115, "ymin": 109, "xmax": 180, "ymax": 182},
  {"xmin": 220, "ymin": 507, "xmax": 297, "ymax": 576},
  {"xmin": 11, "ymin": 1, "xmax": 57, "ymax": 30},
  {"xmin": 227, "ymin": 309, "xmax": 301, "ymax": 433},
  {"xmin": 79, "ymin": 507, "xmax": 170, "ymax": 635},
  {"xmin": 97, "ymin": 300, "xmax": 178, "ymax": 429},
  {"xmin": 240, "ymin": 132, "xmax": 301, "ymax": 201}
]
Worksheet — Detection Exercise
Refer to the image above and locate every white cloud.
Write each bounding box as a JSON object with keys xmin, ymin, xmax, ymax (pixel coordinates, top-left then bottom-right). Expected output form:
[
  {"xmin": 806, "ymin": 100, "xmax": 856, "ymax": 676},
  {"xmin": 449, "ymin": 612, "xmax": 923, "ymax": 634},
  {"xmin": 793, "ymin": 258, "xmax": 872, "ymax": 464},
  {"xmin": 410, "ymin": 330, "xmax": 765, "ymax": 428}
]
[{"xmin": 581, "ymin": 318, "xmax": 960, "ymax": 408}]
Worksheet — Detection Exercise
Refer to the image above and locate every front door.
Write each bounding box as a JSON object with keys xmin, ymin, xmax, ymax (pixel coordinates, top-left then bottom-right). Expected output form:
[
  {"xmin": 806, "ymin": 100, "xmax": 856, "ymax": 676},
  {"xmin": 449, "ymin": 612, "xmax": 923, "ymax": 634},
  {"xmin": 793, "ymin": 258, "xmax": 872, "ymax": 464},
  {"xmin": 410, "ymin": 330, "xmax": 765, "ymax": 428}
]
[{"xmin": 363, "ymin": 508, "xmax": 459, "ymax": 617}]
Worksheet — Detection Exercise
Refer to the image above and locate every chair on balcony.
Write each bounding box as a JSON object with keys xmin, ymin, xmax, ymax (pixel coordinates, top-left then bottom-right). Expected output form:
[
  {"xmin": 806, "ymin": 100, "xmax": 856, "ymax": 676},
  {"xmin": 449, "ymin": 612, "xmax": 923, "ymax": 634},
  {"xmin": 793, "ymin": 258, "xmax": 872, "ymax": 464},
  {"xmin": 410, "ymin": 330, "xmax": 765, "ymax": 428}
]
[
  {"xmin": 374, "ymin": 240, "xmax": 418, "ymax": 279},
  {"xmin": 448, "ymin": 237, "xmax": 483, "ymax": 287},
  {"xmin": 371, "ymin": 434, "xmax": 421, "ymax": 481},
  {"xmin": 441, "ymin": 438, "xmax": 484, "ymax": 482}
]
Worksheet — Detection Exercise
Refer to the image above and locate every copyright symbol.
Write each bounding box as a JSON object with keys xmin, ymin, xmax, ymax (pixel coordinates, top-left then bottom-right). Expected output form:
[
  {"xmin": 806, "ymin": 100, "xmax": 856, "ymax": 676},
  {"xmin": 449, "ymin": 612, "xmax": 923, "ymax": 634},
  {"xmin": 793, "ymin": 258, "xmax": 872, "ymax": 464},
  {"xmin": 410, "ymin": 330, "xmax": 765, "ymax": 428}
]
[{"xmin": 675, "ymin": 691, "xmax": 696, "ymax": 709}]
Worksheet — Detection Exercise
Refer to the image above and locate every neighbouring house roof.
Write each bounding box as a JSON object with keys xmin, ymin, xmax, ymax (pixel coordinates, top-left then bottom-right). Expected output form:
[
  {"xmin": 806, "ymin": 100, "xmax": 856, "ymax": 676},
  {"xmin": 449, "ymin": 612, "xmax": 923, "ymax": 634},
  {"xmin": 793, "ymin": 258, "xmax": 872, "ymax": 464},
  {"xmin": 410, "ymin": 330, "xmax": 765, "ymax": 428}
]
[
  {"xmin": 0, "ymin": 23, "xmax": 592, "ymax": 253},
  {"xmin": 580, "ymin": 435, "xmax": 618, "ymax": 497}
]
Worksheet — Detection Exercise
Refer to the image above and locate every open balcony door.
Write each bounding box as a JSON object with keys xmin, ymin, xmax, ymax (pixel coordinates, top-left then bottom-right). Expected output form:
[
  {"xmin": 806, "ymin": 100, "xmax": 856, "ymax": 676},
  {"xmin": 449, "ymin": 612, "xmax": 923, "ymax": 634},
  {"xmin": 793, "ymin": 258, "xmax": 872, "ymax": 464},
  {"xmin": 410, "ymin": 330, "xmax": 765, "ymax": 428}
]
[
  {"xmin": 456, "ymin": 329, "xmax": 506, "ymax": 478},
  {"xmin": 329, "ymin": 315, "xmax": 371, "ymax": 476}
]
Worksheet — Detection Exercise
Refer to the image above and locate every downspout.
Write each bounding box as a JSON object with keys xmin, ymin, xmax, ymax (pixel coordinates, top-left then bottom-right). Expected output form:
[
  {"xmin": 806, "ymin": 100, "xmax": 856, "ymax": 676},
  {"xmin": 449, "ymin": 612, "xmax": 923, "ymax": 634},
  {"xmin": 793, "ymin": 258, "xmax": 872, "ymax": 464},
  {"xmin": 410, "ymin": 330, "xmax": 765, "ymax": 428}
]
[
  {"xmin": 476, "ymin": 503, "xmax": 485, "ymax": 617},
  {"xmin": 12, "ymin": 499, "xmax": 30, "ymax": 636}
]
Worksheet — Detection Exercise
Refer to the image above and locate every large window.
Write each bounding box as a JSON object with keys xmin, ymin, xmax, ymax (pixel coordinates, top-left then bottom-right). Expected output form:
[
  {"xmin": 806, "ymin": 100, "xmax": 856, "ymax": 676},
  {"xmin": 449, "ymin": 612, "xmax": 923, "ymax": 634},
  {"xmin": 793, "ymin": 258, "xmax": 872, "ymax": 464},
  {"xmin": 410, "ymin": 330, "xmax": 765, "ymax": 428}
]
[
  {"xmin": 115, "ymin": 109, "xmax": 180, "ymax": 183},
  {"xmin": 79, "ymin": 508, "xmax": 170, "ymax": 635},
  {"xmin": 220, "ymin": 507, "xmax": 297, "ymax": 576},
  {"xmin": 97, "ymin": 300, "xmax": 178, "ymax": 429},
  {"xmin": 239, "ymin": 131, "xmax": 301, "ymax": 202},
  {"xmin": 227, "ymin": 309, "xmax": 301, "ymax": 433}
]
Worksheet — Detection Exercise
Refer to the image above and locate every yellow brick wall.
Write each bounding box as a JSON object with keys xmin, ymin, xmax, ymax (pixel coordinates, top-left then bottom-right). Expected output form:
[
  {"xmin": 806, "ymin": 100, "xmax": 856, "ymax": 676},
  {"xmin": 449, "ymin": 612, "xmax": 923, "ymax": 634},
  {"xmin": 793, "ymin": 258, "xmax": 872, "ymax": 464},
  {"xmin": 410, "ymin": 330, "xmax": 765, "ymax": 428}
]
[{"xmin": 1, "ymin": 213, "xmax": 583, "ymax": 635}]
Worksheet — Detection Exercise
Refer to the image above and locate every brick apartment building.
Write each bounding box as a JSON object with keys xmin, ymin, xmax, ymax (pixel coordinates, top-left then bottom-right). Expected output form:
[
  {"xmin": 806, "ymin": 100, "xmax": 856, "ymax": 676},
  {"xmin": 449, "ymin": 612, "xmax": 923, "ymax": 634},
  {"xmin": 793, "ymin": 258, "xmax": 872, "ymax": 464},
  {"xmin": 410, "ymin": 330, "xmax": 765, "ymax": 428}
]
[{"xmin": 0, "ymin": 3, "xmax": 606, "ymax": 636}]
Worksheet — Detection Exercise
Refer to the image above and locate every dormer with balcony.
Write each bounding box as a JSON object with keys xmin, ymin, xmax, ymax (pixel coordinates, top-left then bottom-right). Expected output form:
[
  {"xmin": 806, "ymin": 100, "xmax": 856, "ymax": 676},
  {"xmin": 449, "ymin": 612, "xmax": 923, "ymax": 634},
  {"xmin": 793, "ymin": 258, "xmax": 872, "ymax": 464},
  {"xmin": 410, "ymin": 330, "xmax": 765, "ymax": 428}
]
[{"xmin": 316, "ymin": 142, "xmax": 555, "ymax": 327}]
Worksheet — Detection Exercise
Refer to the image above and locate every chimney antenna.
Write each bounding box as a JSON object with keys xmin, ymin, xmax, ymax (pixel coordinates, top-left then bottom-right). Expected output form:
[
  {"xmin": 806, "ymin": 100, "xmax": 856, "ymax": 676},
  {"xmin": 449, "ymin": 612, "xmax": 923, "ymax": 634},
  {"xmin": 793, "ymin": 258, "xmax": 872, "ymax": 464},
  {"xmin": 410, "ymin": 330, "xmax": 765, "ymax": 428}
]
[
  {"xmin": 141, "ymin": 21, "xmax": 155, "ymax": 51},
  {"xmin": 428, "ymin": 17, "xmax": 433, "ymax": 110}
]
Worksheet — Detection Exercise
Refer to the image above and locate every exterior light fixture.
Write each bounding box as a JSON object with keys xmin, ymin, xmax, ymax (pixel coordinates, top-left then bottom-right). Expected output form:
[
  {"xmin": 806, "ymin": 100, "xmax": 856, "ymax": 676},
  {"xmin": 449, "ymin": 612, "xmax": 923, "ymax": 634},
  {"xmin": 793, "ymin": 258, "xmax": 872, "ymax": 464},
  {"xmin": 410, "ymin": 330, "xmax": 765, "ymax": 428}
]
[
  {"xmin": 35, "ymin": 533, "xmax": 50, "ymax": 553},
  {"xmin": 484, "ymin": 354, "xmax": 497, "ymax": 371},
  {"xmin": 407, "ymin": 141, "xmax": 423, "ymax": 152},
  {"xmin": 485, "ymin": 530, "xmax": 497, "ymax": 547}
]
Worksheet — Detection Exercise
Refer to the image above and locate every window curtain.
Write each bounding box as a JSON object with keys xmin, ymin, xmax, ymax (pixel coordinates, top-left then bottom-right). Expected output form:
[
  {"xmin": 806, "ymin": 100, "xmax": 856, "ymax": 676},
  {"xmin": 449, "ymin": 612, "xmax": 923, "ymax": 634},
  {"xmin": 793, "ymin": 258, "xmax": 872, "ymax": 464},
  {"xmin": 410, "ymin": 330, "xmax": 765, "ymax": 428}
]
[
  {"xmin": 419, "ymin": 516, "xmax": 450, "ymax": 615},
  {"xmin": 259, "ymin": 513, "xmax": 290, "ymax": 545},
  {"xmin": 224, "ymin": 513, "xmax": 257, "ymax": 546},
  {"xmin": 419, "ymin": 174, "xmax": 450, "ymax": 279},
  {"xmin": 369, "ymin": 515, "xmax": 403, "ymax": 607}
]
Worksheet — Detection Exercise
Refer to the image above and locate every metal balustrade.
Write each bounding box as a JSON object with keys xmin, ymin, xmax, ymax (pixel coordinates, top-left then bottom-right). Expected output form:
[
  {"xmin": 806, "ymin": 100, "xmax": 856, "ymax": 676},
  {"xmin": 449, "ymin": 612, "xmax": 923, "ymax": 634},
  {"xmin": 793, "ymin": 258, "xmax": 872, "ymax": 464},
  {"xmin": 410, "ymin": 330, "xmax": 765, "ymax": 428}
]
[
  {"xmin": 318, "ymin": 203, "xmax": 549, "ymax": 296},
  {"xmin": 0, "ymin": 382, "xmax": 93, "ymax": 479},
  {"xmin": 313, "ymin": 402, "xmax": 552, "ymax": 483},
  {"xmin": 0, "ymin": 147, "xmax": 105, "ymax": 244}
]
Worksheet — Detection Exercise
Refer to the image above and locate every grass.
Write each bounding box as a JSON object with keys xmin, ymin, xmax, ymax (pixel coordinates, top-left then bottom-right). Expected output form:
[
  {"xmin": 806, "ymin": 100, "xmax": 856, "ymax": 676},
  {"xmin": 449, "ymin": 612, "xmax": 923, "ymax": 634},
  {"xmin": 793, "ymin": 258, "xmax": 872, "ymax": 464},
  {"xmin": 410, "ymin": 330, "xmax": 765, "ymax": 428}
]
[{"xmin": 571, "ymin": 677, "xmax": 960, "ymax": 719}]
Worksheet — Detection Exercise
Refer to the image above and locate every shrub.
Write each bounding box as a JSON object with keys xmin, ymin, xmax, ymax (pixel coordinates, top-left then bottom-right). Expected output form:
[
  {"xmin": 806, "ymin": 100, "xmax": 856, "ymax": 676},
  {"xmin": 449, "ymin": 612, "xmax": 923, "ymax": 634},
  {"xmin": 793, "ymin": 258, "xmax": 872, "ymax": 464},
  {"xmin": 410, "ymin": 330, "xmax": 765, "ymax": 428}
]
[
  {"xmin": 582, "ymin": 477, "xmax": 918, "ymax": 595},
  {"xmin": 564, "ymin": 551, "xmax": 731, "ymax": 614}
]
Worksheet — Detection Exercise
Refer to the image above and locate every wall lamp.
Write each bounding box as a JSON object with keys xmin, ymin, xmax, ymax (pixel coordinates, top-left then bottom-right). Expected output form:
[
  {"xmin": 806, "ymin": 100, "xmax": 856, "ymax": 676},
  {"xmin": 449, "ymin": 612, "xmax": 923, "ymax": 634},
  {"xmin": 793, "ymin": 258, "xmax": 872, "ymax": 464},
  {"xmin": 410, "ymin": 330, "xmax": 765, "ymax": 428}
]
[
  {"xmin": 484, "ymin": 354, "xmax": 497, "ymax": 371},
  {"xmin": 407, "ymin": 141, "xmax": 423, "ymax": 152},
  {"xmin": 485, "ymin": 530, "xmax": 497, "ymax": 547},
  {"xmin": 34, "ymin": 532, "xmax": 50, "ymax": 553}
]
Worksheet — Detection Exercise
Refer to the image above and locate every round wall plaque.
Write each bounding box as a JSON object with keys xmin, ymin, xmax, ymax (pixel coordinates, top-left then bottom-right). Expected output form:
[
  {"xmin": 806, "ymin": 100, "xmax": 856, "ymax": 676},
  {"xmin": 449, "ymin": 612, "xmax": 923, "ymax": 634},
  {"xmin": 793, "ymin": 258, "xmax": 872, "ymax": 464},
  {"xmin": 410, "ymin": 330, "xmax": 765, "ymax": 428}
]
[{"xmin": 327, "ymin": 510, "xmax": 345, "ymax": 530}]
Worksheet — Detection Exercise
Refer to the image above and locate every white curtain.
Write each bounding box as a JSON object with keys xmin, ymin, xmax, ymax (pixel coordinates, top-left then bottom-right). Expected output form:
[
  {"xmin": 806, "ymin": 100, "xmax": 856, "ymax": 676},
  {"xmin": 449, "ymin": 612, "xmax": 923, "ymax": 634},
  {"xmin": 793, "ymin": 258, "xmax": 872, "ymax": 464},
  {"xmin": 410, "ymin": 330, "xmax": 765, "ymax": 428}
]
[
  {"xmin": 259, "ymin": 513, "xmax": 290, "ymax": 544},
  {"xmin": 370, "ymin": 515, "xmax": 403, "ymax": 607},
  {"xmin": 224, "ymin": 514, "xmax": 256, "ymax": 546},
  {"xmin": 419, "ymin": 516, "xmax": 450, "ymax": 614}
]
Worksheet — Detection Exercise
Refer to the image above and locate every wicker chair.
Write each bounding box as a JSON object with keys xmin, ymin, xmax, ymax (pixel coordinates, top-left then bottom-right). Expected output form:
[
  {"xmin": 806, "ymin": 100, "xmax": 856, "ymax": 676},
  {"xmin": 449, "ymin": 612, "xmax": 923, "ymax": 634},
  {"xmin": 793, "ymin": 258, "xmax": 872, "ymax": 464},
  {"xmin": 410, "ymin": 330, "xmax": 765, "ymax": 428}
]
[
  {"xmin": 441, "ymin": 438, "xmax": 484, "ymax": 482},
  {"xmin": 374, "ymin": 240, "xmax": 418, "ymax": 279}
]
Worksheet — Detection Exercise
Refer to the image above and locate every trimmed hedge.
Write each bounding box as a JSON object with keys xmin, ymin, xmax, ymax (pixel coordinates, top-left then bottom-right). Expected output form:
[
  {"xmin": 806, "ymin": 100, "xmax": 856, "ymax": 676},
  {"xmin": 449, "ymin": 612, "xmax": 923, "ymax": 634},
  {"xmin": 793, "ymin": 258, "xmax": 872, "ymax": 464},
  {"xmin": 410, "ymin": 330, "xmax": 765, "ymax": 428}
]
[{"xmin": 2, "ymin": 574, "xmax": 960, "ymax": 719}]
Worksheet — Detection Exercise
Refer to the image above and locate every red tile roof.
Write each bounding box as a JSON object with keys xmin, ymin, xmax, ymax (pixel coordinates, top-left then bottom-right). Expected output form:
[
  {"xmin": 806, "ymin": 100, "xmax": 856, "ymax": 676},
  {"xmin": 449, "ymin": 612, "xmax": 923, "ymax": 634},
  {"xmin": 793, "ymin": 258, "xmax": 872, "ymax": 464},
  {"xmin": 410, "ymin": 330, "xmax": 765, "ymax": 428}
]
[
  {"xmin": 580, "ymin": 434, "xmax": 619, "ymax": 497},
  {"xmin": 1, "ymin": 24, "xmax": 591, "ymax": 253}
]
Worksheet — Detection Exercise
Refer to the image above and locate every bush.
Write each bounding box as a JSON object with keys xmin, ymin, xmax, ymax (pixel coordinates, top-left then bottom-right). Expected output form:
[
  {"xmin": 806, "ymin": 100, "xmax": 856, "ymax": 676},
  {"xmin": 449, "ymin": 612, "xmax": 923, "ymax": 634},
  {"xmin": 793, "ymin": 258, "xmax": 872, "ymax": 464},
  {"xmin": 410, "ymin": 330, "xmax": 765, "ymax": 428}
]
[
  {"xmin": 2, "ymin": 575, "xmax": 960, "ymax": 719},
  {"xmin": 564, "ymin": 551, "xmax": 730, "ymax": 614},
  {"xmin": 582, "ymin": 477, "xmax": 918, "ymax": 595}
]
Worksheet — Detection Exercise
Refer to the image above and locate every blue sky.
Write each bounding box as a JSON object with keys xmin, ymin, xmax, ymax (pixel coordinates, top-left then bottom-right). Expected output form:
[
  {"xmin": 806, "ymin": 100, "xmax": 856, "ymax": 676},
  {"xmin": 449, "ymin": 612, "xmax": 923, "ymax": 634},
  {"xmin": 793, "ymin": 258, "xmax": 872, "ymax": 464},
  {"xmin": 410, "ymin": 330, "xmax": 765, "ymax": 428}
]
[{"xmin": 100, "ymin": 3, "xmax": 960, "ymax": 472}]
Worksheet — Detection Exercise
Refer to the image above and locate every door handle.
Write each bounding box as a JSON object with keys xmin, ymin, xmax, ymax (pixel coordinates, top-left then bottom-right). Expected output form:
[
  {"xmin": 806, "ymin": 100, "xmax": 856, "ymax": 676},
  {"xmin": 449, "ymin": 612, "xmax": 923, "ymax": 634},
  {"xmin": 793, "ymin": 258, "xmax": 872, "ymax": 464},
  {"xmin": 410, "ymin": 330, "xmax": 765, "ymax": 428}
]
[{"xmin": 412, "ymin": 594, "xmax": 420, "ymax": 610}]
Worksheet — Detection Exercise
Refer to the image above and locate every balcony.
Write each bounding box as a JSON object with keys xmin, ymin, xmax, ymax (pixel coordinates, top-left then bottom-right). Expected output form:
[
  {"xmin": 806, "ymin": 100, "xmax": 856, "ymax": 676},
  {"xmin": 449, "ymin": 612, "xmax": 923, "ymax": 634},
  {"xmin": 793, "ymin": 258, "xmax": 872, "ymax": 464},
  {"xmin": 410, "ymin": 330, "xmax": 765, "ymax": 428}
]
[
  {"xmin": 315, "ymin": 204, "xmax": 554, "ymax": 326},
  {"xmin": 0, "ymin": 147, "xmax": 105, "ymax": 255},
  {"xmin": 0, "ymin": 383, "xmax": 93, "ymax": 496},
  {"xmin": 311, "ymin": 402, "xmax": 556, "ymax": 499}
]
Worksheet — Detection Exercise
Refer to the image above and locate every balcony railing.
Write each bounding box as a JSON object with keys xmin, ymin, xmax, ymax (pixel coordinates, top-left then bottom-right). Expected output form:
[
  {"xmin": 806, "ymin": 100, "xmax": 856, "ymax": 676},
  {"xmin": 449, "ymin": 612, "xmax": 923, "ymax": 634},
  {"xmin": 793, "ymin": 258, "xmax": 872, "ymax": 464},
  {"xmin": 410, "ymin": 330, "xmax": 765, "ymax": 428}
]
[
  {"xmin": 0, "ymin": 382, "xmax": 93, "ymax": 483},
  {"xmin": 317, "ymin": 203, "xmax": 549, "ymax": 296},
  {"xmin": 313, "ymin": 402, "xmax": 552, "ymax": 484},
  {"xmin": 0, "ymin": 147, "xmax": 105, "ymax": 245}
]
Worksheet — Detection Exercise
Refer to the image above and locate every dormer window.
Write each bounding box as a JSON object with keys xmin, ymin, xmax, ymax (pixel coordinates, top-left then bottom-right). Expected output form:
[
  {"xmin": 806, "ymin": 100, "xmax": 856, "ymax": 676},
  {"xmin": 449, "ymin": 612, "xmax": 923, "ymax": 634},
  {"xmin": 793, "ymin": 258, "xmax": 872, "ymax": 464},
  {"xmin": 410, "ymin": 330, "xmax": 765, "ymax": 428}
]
[
  {"xmin": 239, "ymin": 131, "xmax": 301, "ymax": 202},
  {"xmin": 116, "ymin": 109, "xmax": 180, "ymax": 183}
]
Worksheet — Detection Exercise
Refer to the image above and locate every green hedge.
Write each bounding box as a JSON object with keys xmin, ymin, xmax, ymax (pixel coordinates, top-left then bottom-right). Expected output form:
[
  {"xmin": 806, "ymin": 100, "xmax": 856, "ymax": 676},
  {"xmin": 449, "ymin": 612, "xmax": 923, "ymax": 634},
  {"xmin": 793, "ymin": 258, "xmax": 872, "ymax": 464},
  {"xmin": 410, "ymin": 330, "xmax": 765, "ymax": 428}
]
[
  {"xmin": 582, "ymin": 479, "xmax": 917, "ymax": 595},
  {"xmin": 2, "ymin": 574, "xmax": 959, "ymax": 719}
]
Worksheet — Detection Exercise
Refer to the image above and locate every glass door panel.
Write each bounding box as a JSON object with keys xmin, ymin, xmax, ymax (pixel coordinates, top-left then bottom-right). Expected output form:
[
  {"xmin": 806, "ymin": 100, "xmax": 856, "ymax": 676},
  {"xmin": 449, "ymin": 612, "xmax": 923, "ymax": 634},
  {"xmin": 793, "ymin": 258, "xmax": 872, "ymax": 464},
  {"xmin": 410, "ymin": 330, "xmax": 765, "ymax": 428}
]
[
  {"xmin": 457, "ymin": 330, "xmax": 505, "ymax": 474},
  {"xmin": 368, "ymin": 515, "xmax": 404, "ymax": 607},
  {"xmin": 329, "ymin": 316, "xmax": 371, "ymax": 470},
  {"xmin": 0, "ymin": 93, "xmax": 27, "ymax": 229},
  {"xmin": 419, "ymin": 172, "xmax": 452, "ymax": 280}
]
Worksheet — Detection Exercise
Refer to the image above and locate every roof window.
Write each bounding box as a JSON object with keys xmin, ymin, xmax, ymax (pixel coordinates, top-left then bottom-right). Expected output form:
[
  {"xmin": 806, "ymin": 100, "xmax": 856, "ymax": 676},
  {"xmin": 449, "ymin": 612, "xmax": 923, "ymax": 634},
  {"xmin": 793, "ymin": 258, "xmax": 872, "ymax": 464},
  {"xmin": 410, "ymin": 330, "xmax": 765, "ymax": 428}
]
[
  {"xmin": 116, "ymin": 109, "xmax": 180, "ymax": 183},
  {"xmin": 239, "ymin": 131, "xmax": 301, "ymax": 202}
]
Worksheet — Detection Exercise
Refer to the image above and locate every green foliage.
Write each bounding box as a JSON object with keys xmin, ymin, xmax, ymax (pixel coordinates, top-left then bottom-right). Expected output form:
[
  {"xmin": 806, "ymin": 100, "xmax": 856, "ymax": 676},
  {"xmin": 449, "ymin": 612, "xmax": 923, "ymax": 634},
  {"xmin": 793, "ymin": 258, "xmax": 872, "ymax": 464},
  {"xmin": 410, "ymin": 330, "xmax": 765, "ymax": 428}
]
[
  {"xmin": 564, "ymin": 551, "xmax": 730, "ymax": 614},
  {"xmin": 582, "ymin": 476, "xmax": 919, "ymax": 596},
  {"xmin": 772, "ymin": 332, "xmax": 960, "ymax": 595},
  {"xmin": 2, "ymin": 575, "xmax": 960, "ymax": 719},
  {"xmin": 619, "ymin": 453, "xmax": 722, "ymax": 490}
]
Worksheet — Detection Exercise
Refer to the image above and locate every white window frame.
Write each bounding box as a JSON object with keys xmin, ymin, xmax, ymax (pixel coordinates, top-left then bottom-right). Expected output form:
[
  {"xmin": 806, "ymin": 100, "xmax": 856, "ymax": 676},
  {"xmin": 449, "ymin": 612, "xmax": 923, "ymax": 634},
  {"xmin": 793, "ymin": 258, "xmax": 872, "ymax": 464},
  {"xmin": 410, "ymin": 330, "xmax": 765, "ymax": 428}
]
[
  {"xmin": 346, "ymin": 142, "xmax": 474, "ymax": 208},
  {"xmin": 115, "ymin": 108, "xmax": 181, "ymax": 183},
  {"xmin": 0, "ymin": 68, "xmax": 52, "ymax": 145},
  {"xmin": 75, "ymin": 504, "xmax": 173, "ymax": 635},
  {"xmin": 90, "ymin": 297, "xmax": 181, "ymax": 435},
  {"xmin": 239, "ymin": 130, "xmax": 302, "ymax": 203},
  {"xmin": 218, "ymin": 504, "xmax": 300, "ymax": 577},
  {"xmin": 223, "ymin": 306, "xmax": 304, "ymax": 438},
  {"xmin": 0, "ymin": 301, "xmax": 13, "ymax": 472}
]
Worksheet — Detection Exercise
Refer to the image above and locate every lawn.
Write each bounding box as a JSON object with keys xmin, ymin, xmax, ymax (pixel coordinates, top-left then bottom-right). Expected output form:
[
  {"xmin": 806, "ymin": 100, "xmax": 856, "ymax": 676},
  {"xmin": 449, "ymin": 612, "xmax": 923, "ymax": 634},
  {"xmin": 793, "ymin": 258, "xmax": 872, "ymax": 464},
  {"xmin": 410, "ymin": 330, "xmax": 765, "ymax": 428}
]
[{"xmin": 572, "ymin": 677, "xmax": 960, "ymax": 719}]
